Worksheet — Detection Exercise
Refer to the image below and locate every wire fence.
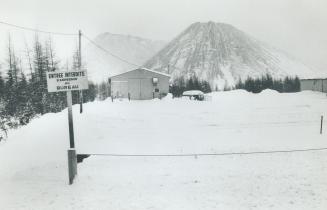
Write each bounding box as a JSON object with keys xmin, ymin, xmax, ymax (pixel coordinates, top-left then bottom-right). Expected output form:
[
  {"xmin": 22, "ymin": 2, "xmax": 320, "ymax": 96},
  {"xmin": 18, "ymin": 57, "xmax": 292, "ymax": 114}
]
[{"xmin": 77, "ymin": 147, "xmax": 327, "ymax": 158}]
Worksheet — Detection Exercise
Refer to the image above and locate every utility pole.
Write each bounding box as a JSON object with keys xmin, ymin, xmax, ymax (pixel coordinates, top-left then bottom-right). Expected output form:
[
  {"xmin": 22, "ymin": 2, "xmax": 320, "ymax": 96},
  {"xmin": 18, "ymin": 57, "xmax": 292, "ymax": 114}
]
[
  {"xmin": 67, "ymin": 90, "xmax": 75, "ymax": 148},
  {"xmin": 168, "ymin": 64, "xmax": 170, "ymax": 74},
  {"xmin": 79, "ymin": 30, "xmax": 83, "ymax": 113}
]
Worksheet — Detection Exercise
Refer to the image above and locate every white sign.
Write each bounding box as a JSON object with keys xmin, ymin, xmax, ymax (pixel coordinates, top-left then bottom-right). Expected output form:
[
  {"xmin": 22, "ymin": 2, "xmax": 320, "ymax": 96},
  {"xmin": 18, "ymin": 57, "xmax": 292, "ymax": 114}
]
[{"xmin": 46, "ymin": 71, "xmax": 89, "ymax": 92}]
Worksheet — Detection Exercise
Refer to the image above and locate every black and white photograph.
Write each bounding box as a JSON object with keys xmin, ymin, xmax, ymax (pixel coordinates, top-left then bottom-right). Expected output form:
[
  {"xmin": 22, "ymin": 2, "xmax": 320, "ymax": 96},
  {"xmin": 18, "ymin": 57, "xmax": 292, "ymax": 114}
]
[{"xmin": 0, "ymin": 0, "xmax": 327, "ymax": 209}]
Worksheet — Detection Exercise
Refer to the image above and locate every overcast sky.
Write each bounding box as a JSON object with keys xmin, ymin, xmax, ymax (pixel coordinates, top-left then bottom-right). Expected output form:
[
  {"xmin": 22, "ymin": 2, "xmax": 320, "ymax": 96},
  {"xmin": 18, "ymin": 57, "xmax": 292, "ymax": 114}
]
[{"xmin": 0, "ymin": 0, "xmax": 326, "ymax": 73}]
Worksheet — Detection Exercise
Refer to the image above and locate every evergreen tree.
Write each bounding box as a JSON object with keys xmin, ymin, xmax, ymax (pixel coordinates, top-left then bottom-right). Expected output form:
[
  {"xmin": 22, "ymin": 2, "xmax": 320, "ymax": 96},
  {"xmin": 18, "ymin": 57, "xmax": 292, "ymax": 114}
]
[
  {"xmin": 72, "ymin": 47, "xmax": 80, "ymax": 71},
  {"xmin": 0, "ymin": 72, "xmax": 5, "ymax": 100},
  {"xmin": 170, "ymin": 76, "xmax": 212, "ymax": 97},
  {"xmin": 293, "ymin": 76, "xmax": 301, "ymax": 92},
  {"xmin": 201, "ymin": 80, "xmax": 212, "ymax": 93},
  {"xmin": 30, "ymin": 35, "xmax": 46, "ymax": 114},
  {"xmin": 83, "ymin": 82, "xmax": 97, "ymax": 102},
  {"xmin": 97, "ymin": 82, "xmax": 109, "ymax": 100},
  {"xmin": 16, "ymin": 72, "xmax": 34, "ymax": 124},
  {"xmin": 4, "ymin": 36, "xmax": 20, "ymax": 116},
  {"xmin": 235, "ymin": 74, "xmax": 301, "ymax": 93}
]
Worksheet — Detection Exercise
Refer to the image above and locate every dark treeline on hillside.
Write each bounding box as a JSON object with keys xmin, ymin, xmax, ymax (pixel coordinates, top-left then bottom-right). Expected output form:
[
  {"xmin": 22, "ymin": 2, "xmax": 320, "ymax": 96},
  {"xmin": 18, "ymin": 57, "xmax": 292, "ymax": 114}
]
[
  {"xmin": 0, "ymin": 35, "xmax": 106, "ymax": 140},
  {"xmin": 170, "ymin": 76, "xmax": 211, "ymax": 97},
  {"xmin": 169, "ymin": 74, "xmax": 301, "ymax": 97},
  {"xmin": 235, "ymin": 74, "xmax": 301, "ymax": 93}
]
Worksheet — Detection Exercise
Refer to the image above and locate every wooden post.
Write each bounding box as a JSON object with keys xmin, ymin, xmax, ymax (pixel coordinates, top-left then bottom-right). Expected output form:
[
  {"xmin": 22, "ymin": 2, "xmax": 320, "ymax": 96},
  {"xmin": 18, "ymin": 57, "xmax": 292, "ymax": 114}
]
[
  {"xmin": 67, "ymin": 91, "xmax": 77, "ymax": 184},
  {"xmin": 321, "ymin": 116, "xmax": 323, "ymax": 134},
  {"xmin": 67, "ymin": 90, "xmax": 75, "ymax": 148},
  {"xmin": 79, "ymin": 30, "xmax": 83, "ymax": 113},
  {"xmin": 68, "ymin": 149, "xmax": 77, "ymax": 185}
]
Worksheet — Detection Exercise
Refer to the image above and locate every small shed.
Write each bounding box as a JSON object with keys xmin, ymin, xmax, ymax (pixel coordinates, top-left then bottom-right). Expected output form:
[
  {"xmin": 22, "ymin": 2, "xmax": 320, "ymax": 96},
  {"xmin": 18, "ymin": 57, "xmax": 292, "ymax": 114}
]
[
  {"xmin": 109, "ymin": 68, "xmax": 170, "ymax": 100},
  {"xmin": 300, "ymin": 78, "xmax": 327, "ymax": 93},
  {"xmin": 182, "ymin": 90, "xmax": 205, "ymax": 101}
]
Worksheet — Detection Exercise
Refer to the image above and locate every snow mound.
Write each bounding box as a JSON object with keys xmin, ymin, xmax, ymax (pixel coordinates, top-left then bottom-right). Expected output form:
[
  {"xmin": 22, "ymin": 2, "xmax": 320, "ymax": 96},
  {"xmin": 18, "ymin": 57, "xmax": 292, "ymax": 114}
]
[
  {"xmin": 183, "ymin": 90, "xmax": 204, "ymax": 96},
  {"xmin": 259, "ymin": 89, "xmax": 280, "ymax": 95},
  {"xmin": 162, "ymin": 93, "xmax": 173, "ymax": 100},
  {"xmin": 208, "ymin": 89, "xmax": 252, "ymax": 100}
]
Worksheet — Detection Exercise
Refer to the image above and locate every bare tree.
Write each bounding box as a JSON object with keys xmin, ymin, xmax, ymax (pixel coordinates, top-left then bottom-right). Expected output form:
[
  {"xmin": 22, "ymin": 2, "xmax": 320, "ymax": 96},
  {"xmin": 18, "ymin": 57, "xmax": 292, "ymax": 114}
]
[{"xmin": 23, "ymin": 36, "xmax": 34, "ymax": 81}]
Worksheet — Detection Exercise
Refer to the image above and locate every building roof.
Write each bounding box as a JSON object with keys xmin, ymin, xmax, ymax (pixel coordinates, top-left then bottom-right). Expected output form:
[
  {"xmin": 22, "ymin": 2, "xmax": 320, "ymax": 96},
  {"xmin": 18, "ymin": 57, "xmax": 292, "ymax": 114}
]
[
  {"xmin": 182, "ymin": 90, "xmax": 204, "ymax": 96},
  {"xmin": 109, "ymin": 68, "xmax": 171, "ymax": 78},
  {"xmin": 300, "ymin": 78, "xmax": 327, "ymax": 81}
]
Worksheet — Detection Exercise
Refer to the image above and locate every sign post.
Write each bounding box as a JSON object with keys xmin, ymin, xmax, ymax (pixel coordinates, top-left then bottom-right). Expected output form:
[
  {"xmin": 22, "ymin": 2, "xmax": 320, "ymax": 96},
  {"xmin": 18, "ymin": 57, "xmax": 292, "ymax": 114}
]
[
  {"xmin": 46, "ymin": 71, "xmax": 88, "ymax": 93},
  {"xmin": 46, "ymin": 70, "xmax": 89, "ymax": 184},
  {"xmin": 67, "ymin": 90, "xmax": 75, "ymax": 148}
]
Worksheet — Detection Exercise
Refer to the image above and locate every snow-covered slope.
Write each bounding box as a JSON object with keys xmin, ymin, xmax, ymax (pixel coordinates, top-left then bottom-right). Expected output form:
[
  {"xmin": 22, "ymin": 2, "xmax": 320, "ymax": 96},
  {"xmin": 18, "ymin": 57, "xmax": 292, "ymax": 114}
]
[
  {"xmin": 84, "ymin": 33, "xmax": 165, "ymax": 83},
  {"xmin": 144, "ymin": 22, "xmax": 316, "ymax": 89},
  {"xmin": 1, "ymin": 90, "xmax": 327, "ymax": 209}
]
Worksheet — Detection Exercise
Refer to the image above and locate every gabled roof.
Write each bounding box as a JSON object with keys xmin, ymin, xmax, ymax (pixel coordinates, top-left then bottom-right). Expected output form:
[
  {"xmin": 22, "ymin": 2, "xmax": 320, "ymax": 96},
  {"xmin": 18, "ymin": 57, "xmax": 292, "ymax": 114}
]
[{"xmin": 109, "ymin": 68, "xmax": 171, "ymax": 78}]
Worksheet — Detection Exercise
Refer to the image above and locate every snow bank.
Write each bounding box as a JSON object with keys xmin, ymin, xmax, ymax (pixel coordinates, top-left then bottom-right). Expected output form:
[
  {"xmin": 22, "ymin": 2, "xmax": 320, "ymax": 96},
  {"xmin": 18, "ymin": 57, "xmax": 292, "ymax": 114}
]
[
  {"xmin": 182, "ymin": 90, "xmax": 204, "ymax": 96},
  {"xmin": 259, "ymin": 89, "xmax": 280, "ymax": 95},
  {"xmin": 161, "ymin": 93, "xmax": 173, "ymax": 101},
  {"xmin": 1, "ymin": 91, "xmax": 327, "ymax": 209}
]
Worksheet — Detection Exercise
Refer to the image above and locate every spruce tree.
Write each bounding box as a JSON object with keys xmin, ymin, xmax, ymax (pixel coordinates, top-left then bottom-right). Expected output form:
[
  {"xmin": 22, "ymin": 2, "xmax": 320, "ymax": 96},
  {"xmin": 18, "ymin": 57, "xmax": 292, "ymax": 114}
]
[
  {"xmin": 16, "ymin": 72, "xmax": 34, "ymax": 124},
  {"xmin": 0, "ymin": 72, "xmax": 5, "ymax": 100},
  {"xmin": 4, "ymin": 36, "xmax": 20, "ymax": 116}
]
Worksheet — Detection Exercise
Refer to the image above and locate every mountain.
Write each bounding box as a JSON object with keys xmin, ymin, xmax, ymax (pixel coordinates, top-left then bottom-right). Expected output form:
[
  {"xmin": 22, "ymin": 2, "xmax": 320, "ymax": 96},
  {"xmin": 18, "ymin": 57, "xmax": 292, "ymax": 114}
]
[
  {"xmin": 144, "ymin": 21, "xmax": 315, "ymax": 89},
  {"xmin": 84, "ymin": 33, "xmax": 165, "ymax": 83}
]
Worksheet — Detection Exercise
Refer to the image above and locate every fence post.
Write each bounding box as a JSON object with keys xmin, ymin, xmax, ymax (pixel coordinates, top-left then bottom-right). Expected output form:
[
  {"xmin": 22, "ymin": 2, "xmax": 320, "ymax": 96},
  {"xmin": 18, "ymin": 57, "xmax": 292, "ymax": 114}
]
[
  {"xmin": 68, "ymin": 149, "xmax": 77, "ymax": 185},
  {"xmin": 321, "ymin": 116, "xmax": 323, "ymax": 134}
]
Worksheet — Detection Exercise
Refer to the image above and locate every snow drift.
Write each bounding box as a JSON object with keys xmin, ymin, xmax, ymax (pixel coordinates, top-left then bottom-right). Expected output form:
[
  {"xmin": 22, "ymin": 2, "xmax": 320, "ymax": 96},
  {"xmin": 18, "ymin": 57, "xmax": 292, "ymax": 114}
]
[{"xmin": 1, "ymin": 90, "xmax": 327, "ymax": 209}]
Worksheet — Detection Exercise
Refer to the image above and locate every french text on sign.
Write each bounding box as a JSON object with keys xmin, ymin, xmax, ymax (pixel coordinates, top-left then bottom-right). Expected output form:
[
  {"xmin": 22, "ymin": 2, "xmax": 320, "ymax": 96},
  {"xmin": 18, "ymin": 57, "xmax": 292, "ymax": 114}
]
[{"xmin": 46, "ymin": 71, "xmax": 89, "ymax": 92}]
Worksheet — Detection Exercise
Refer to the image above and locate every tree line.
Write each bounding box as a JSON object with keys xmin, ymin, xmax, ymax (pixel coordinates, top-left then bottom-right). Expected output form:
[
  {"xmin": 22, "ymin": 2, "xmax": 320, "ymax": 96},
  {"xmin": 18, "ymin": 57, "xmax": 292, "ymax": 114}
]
[
  {"xmin": 170, "ymin": 76, "xmax": 212, "ymax": 97},
  {"xmin": 0, "ymin": 35, "xmax": 106, "ymax": 140},
  {"xmin": 235, "ymin": 74, "xmax": 301, "ymax": 93},
  {"xmin": 169, "ymin": 74, "xmax": 301, "ymax": 97}
]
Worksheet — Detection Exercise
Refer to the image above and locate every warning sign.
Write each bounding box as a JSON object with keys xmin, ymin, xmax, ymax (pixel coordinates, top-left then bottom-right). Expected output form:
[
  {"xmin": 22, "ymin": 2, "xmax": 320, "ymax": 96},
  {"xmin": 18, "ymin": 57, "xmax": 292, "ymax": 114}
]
[{"xmin": 46, "ymin": 71, "xmax": 89, "ymax": 92}]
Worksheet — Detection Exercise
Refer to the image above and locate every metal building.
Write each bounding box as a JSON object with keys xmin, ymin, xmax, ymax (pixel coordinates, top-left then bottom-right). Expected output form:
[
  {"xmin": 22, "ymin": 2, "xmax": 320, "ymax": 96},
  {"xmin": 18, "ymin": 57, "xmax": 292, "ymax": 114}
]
[
  {"xmin": 300, "ymin": 78, "xmax": 327, "ymax": 93},
  {"xmin": 109, "ymin": 68, "xmax": 171, "ymax": 100}
]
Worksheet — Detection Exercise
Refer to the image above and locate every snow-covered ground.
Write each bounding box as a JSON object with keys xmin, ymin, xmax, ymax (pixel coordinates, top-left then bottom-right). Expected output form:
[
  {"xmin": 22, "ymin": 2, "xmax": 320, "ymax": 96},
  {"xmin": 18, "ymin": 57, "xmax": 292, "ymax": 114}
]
[{"xmin": 1, "ymin": 90, "xmax": 327, "ymax": 209}]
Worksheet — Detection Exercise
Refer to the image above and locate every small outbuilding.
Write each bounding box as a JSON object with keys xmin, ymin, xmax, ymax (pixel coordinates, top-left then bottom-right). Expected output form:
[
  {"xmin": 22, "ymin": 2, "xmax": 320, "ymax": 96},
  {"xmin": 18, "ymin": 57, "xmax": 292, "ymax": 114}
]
[
  {"xmin": 182, "ymin": 90, "xmax": 205, "ymax": 101},
  {"xmin": 300, "ymin": 78, "xmax": 327, "ymax": 93},
  {"xmin": 109, "ymin": 68, "xmax": 170, "ymax": 100}
]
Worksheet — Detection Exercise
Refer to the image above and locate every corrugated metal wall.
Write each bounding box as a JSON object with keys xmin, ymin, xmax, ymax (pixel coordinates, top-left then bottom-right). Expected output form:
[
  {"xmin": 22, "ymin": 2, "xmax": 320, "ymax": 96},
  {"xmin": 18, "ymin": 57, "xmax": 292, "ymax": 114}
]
[
  {"xmin": 110, "ymin": 69, "xmax": 170, "ymax": 100},
  {"xmin": 111, "ymin": 81, "xmax": 128, "ymax": 98},
  {"xmin": 300, "ymin": 79, "xmax": 327, "ymax": 93}
]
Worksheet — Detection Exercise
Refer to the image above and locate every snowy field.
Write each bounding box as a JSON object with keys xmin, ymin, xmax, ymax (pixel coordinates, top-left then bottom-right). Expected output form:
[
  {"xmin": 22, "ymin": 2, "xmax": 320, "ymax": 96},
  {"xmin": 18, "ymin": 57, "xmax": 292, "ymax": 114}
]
[{"xmin": 1, "ymin": 90, "xmax": 327, "ymax": 210}]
